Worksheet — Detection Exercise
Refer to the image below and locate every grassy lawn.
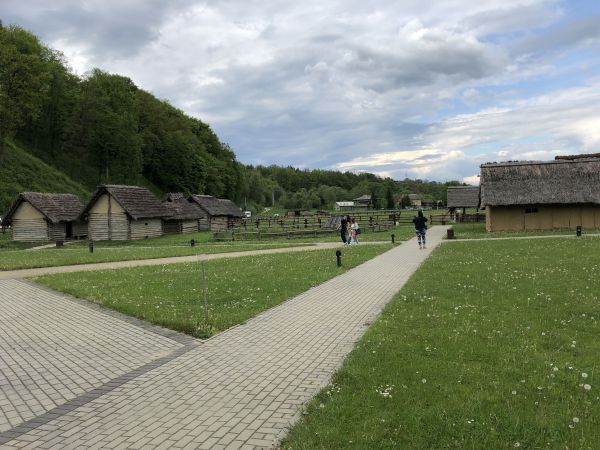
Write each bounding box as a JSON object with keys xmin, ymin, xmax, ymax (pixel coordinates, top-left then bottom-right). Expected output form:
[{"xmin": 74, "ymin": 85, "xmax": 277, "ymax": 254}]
[
  {"xmin": 282, "ymin": 237, "xmax": 600, "ymax": 449},
  {"xmin": 0, "ymin": 232, "xmax": 311, "ymax": 271},
  {"xmin": 34, "ymin": 244, "xmax": 393, "ymax": 338},
  {"xmin": 451, "ymin": 222, "xmax": 600, "ymax": 239},
  {"xmin": 0, "ymin": 227, "xmax": 412, "ymax": 271},
  {"xmin": 0, "ymin": 232, "xmax": 47, "ymax": 250}
]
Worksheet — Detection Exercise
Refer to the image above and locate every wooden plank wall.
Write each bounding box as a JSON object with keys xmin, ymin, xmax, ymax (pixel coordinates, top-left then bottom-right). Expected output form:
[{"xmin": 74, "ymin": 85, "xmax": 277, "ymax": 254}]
[
  {"xmin": 130, "ymin": 219, "xmax": 162, "ymax": 240},
  {"xmin": 88, "ymin": 212, "xmax": 129, "ymax": 240},
  {"xmin": 12, "ymin": 218, "xmax": 49, "ymax": 241},
  {"xmin": 181, "ymin": 220, "xmax": 198, "ymax": 234},
  {"xmin": 49, "ymin": 223, "xmax": 66, "ymax": 241},
  {"xmin": 198, "ymin": 217, "xmax": 210, "ymax": 231}
]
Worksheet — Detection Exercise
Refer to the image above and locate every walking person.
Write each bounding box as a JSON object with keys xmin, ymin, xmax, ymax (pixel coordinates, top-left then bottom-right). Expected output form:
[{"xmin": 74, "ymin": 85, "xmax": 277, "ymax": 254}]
[
  {"xmin": 338, "ymin": 215, "xmax": 348, "ymax": 245},
  {"xmin": 412, "ymin": 210, "xmax": 428, "ymax": 249},
  {"xmin": 347, "ymin": 216, "xmax": 353, "ymax": 245},
  {"xmin": 350, "ymin": 218, "xmax": 360, "ymax": 244}
]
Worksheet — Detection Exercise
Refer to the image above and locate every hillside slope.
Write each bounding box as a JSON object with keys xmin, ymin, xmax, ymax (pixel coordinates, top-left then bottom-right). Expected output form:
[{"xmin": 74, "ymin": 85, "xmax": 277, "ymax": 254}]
[{"xmin": 0, "ymin": 141, "xmax": 91, "ymax": 215}]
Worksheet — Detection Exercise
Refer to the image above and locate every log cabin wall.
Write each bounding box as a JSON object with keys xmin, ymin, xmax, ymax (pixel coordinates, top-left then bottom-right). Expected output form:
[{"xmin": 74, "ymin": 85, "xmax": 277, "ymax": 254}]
[
  {"xmin": 130, "ymin": 219, "xmax": 162, "ymax": 240},
  {"xmin": 181, "ymin": 220, "xmax": 198, "ymax": 234},
  {"xmin": 11, "ymin": 202, "xmax": 49, "ymax": 241},
  {"xmin": 88, "ymin": 193, "xmax": 129, "ymax": 240}
]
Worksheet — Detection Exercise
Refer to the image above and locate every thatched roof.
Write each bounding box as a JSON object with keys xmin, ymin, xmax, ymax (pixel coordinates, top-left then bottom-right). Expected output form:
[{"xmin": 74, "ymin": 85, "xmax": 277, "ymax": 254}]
[
  {"xmin": 189, "ymin": 195, "xmax": 243, "ymax": 217},
  {"xmin": 354, "ymin": 194, "xmax": 372, "ymax": 203},
  {"xmin": 555, "ymin": 153, "xmax": 600, "ymax": 161},
  {"xmin": 447, "ymin": 186, "xmax": 480, "ymax": 208},
  {"xmin": 480, "ymin": 159, "xmax": 600, "ymax": 207},
  {"xmin": 408, "ymin": 194, "xmax": 421, "ymax": 201},
  {"xmin": 82, "ymin": 185, "xmax": 166, "ymax": 220},
  {"xmin": 164, "ymin": 192, "xmax": 186, "ymax": 201},
  {"xmin": 163, "ymin": 193, "xmax": 205, "ymax": 220},
  {"xmin": 4, "ymin": 192, "xmax": 84, "ymax": 224}
]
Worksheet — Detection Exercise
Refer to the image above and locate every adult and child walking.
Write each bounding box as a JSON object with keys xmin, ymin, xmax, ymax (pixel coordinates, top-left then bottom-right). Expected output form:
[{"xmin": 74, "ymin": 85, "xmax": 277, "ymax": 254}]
[
  {"xmin": 339, "ymin": 210, "xmax": 427, "ymax": 249},
  {"xmin": 338, "ymin": 215, "xmax": 360, "ymax": 245}
]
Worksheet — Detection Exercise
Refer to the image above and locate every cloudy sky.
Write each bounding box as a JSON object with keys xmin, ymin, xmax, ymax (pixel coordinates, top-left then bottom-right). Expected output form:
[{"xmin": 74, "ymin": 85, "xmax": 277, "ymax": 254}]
[{"xmin": 3, "ymin": 0, "xmax": 600, "ymax": 184}]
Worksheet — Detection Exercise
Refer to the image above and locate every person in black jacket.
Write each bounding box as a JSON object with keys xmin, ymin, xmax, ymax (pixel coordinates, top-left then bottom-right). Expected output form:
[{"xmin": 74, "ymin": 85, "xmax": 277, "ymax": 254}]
[
  {"xmin": 338, "ymin": 215, "xmax": 348, "ymax": 244},
  {"xmin": 412, "ymin": 210, "xmax": 428, "ymax": 249}
]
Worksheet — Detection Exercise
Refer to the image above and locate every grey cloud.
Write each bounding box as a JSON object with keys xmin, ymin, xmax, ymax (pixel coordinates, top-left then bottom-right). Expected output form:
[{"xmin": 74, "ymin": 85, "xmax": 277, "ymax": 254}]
[
  {"xmin": 2, "ymin": 0, "xmax": 195, "ymax": 58},
  {"xmin": 510, "ymin": 15, "xmax": 600, "ymax": 57}
]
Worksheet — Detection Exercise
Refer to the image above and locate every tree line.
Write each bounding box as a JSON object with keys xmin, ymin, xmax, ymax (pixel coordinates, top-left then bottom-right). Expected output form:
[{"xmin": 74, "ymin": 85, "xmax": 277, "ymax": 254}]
[{"xmin": 0, "ymin": 23, "xmax": 464, "ymax": 213}]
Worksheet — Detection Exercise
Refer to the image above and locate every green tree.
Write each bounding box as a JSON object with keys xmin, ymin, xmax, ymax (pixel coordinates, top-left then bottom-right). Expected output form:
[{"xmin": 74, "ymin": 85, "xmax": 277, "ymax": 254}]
[
  {"xmin": 64, "ymin": 69, "xmax": 142, "ymax": 184},
  {"xmin": 0, "ymin": 25, "xmax": 51, "ymax": 157}
]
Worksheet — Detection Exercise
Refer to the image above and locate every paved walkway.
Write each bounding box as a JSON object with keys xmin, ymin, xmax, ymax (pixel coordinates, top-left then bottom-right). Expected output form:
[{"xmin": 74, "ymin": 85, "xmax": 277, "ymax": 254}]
[{"xmin": 0, "ymin": 227, "xmax": 446, "ymax": 449}]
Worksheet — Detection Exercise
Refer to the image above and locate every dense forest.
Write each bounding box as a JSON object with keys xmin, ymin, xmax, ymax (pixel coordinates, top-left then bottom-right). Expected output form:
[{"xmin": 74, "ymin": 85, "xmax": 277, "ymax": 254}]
[{"xmin": 0, "ymin": 23, "xmax": 464, "ymax": 214}]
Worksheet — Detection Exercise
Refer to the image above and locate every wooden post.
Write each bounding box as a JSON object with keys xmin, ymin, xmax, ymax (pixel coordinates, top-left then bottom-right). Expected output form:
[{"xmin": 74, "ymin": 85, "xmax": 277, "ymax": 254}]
[{"xmin": 107, "ymin": 194, "xmax": 112, "ymax": 241}]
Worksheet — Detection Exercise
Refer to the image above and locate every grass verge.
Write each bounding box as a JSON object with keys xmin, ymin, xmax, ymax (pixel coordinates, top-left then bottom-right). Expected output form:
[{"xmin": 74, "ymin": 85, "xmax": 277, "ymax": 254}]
[
  {"xmin": 282, "ymin": 237, "xmax": 600, "ymax": 449},
  {"xmin": 33, "ymin": 244, "xmax": 393, "ymax": 338},
  {"xmin": 0, "ymin": 234, "xmax": 309, "ymax": 271},
  {"xmin": 450, "ymin": 222, "xmax": 600, "ymax": 239}
]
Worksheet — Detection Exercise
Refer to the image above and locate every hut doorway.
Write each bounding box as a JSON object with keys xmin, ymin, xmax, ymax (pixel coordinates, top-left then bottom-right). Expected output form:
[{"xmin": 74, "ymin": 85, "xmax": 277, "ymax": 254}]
[{"xmin": 65, "ymin": 222, "xmax": 73, "ymax": 239}]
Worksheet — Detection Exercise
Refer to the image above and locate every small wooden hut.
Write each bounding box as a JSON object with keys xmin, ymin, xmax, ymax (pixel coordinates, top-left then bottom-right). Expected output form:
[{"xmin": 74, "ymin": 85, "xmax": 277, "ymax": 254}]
[
  {"xmin": 408, "ymin": 194, "xmax": 422, "ymax": 207},
  {"xmin": 82, "ymin": 185, "xmax": 166, "ymax": 240},
  {"xmin": 162, "ymin": 193, "xmax": 206, "ymax": 234},
  {"xmin": 480, "ymin": 156, "xmax": 600, "ymax": 232},
  {"xmin": 447, "ymin": 186, "xmax": 480, "ymax": 213},
  {"xmin": 189, "ymin": 195, "xmax": 243, "ymax": 231},
  {"xmin": 354, "ymin": 195, "xmax": 372, "ymax": 209},
  {"xmin": 3, "ymin": 192, "xmax": 85, "ymax": 241}
]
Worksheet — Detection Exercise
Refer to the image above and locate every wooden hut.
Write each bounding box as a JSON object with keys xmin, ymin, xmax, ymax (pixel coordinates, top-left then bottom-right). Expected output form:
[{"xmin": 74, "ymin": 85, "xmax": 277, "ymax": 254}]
[
  {"xmin": 480, "ymin": 156, "xmax": 600, "ymax": 232},
  {"xmin": 162, "ymin": 193, "xmax": 205, "ymax": 234},
  {"xmin": 82, "ymin": 185, "xmax": 166, "ymax": 240},
  {"xmin": 408, "ymin": 194, "xmax": 422, "ymax": 207},
  {"xmin": 354, "ymin": 195, "xmax": 372, "ymax": 209},
  {"xmin": 3, "ymin": 192, "xmax": 85, "ymax": 241},
  {"xmin": 189, "ymin": 195, "xmax": 243, "ymax": 231},
  {"xmin": 447, "ymin": 186, "xmax": 480, "ymax": 213}
]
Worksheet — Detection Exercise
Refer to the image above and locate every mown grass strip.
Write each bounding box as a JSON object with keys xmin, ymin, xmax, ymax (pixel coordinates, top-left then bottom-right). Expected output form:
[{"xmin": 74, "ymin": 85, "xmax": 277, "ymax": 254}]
[
  {"xmin": 451, "ymin": 222, "xmax": 600, "ymax": 239},
  {"xmin": 282, "ymin": 238, "xmax": 600, "ymax": 449},
  {"xmin": 0, "ymin": 227, "xmax": 411, "ymax": 271},
  {"xmin": 33, "ymin": 244, "xmax": 393, "ymax": 338},
  {"xmin": 0, "ymin": 241, "xmax": 308, "ymax": 271}
]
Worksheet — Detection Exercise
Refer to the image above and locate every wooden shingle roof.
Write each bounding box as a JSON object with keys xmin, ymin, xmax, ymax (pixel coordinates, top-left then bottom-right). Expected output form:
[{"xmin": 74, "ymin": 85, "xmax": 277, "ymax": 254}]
[
  {"xmin": 82, "ymin": 185, "xmax": 166, "ymax": 220},
  {"xmin": 189, "ymin": 195, "xmax": 243, "ymax": 217},
  {"xmin": 447, "ymin": 186, "xmax": 480, "ymax": 208},
  {"xmin": 4, "ymin": 192, "xmax": 84, "ymax": 224},
  {"xmin": 163, "ymin": 193, "xmax": 206, "ymax": 220},
  {"xmin": 480, "ymin": 158, "xmax": 600, "ymax": 207}
]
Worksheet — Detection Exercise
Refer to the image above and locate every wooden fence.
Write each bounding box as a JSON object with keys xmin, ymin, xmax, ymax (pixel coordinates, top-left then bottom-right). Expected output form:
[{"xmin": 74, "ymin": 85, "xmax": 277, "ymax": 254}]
[{"xmin": 429, "ymin": 212, "xmax": 485, "ymax": 225}]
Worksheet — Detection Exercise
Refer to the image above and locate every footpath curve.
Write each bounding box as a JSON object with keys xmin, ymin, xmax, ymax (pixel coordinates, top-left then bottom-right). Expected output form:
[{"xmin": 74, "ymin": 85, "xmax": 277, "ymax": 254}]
[{"xmin": 0, "ymin": 227, "xmax": 445, "ymax": 449}]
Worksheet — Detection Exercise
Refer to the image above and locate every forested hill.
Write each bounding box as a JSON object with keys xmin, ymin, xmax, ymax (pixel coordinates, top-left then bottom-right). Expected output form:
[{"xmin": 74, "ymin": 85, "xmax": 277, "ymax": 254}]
[
  {"xmin": 0, "ymin": 23, "xmax": 464, "ymax": 215},
  {"xmin": 0, "ymin": 23, "xmax": 240, "ymax": 211}
]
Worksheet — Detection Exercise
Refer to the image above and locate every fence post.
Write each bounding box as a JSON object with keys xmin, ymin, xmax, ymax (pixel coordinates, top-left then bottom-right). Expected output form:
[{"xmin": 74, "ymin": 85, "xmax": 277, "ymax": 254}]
[{"xmin": 199, "ymin": 254, "xmax": 209, "ymax": 323}]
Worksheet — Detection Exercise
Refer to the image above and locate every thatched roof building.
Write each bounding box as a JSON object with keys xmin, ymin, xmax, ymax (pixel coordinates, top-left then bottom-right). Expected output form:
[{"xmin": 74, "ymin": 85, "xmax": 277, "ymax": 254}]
[
  {"xmin": 480, "ymin": 157, "xmax": 600, "ymax": 231},
  {"xmin": 4, "ymin": 192, "xmax": 86, "ymax": 241},
  {"xmin": 447, "ymin": 186, "xmax": 480, "ymax": 209},
  {"xmin": 82, "ymin": 185, "xmax": 166, "ymax": 240},
  {"xmin": 189, "ymin": 195, "xmax": 243, "ymax": 231},
  {"xmin": 480, "ymin": 159, "xmax": 600, "ymax": 207},
  {"xmin": 162, "ymin": 193, "xmax": 205, "ymax": 234}
]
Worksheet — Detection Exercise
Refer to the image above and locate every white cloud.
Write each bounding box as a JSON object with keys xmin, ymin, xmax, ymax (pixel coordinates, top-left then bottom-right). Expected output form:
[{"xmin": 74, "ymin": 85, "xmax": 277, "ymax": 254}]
[
  {"xmin": 462, "ymin": 174, "xmax": 480, "ymax": 185},
  {"xmin": 3, "ymin": 0, "xmax": 598, "ymax": 183}
]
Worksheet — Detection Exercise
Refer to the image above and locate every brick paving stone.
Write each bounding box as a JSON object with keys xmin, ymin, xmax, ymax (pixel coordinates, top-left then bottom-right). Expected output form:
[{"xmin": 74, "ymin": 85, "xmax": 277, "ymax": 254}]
[{"xmin": 1, "ymin": 228, "xmax": 445, "ymax": 449}]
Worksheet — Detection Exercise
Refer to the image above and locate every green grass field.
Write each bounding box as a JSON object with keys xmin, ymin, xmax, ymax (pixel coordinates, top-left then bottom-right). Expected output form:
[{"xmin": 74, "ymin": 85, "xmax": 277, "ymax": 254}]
[
  {"xmin": 282, "ymin": 237, "xmax": 600, "ymax": 449},
  {"xmin": 0, "ymin": 227, "xmax": 410, "ymax": 271},
  {"xmin": 0, "ymin": 231, "xmax": 314, "ymax": 271},
  {"xmin": 34, "ymin": 244, "xmax": 393, "ymax": 338},
  {"xmin": 451, "ymin": 222, "xmax": 600, "ymax": 239}
]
